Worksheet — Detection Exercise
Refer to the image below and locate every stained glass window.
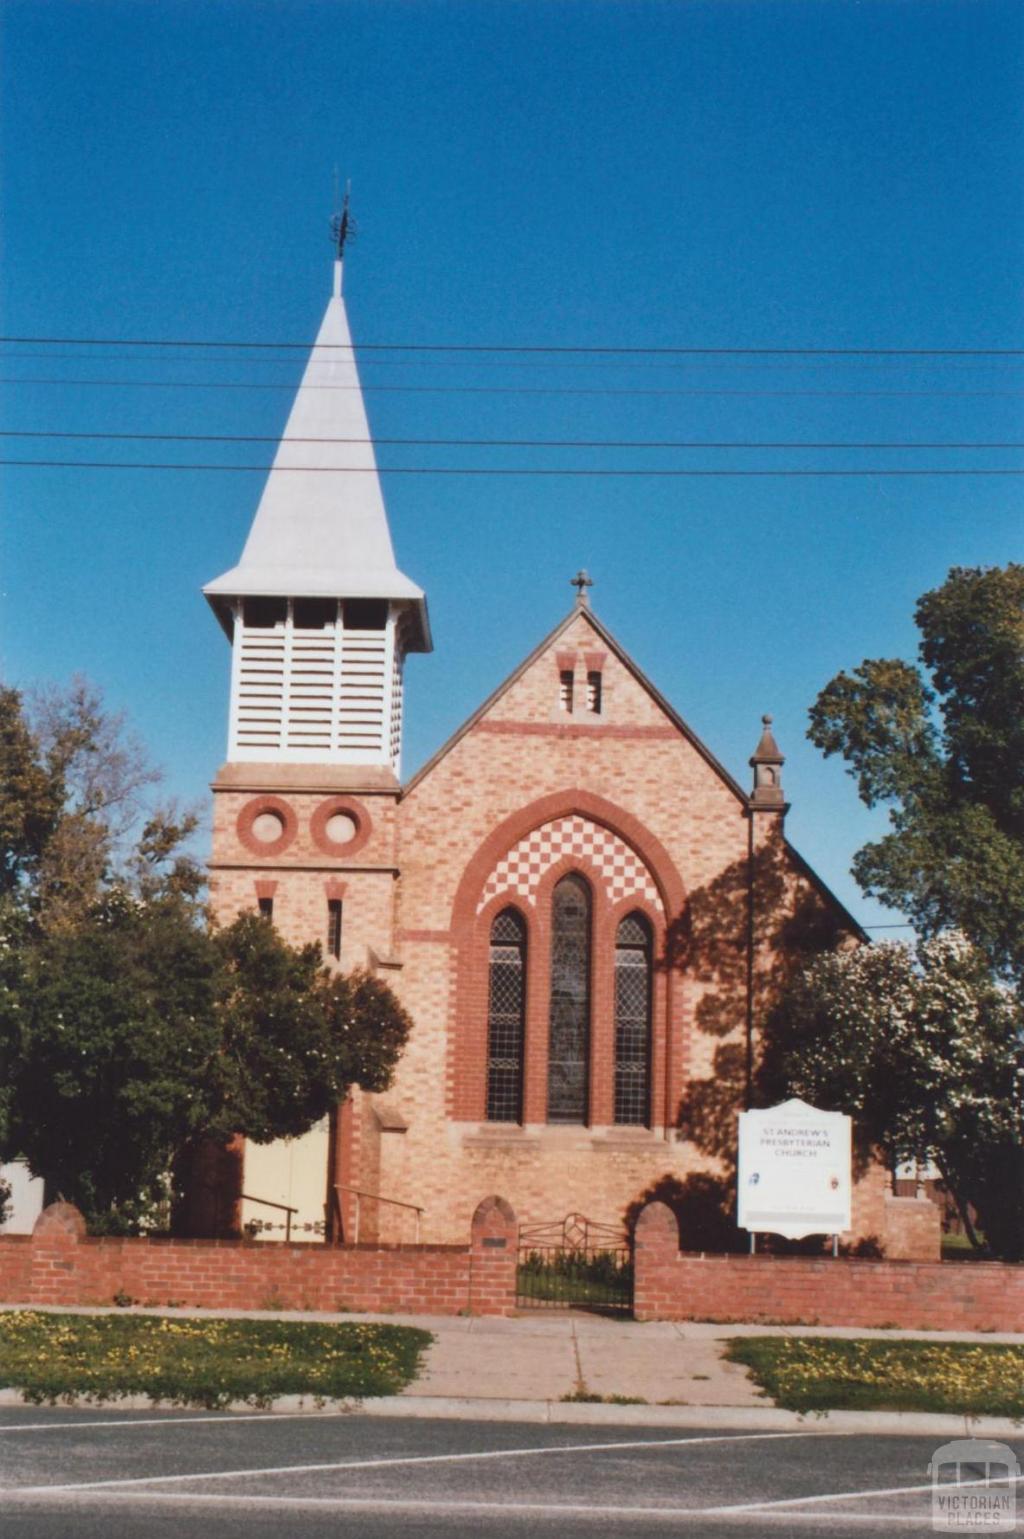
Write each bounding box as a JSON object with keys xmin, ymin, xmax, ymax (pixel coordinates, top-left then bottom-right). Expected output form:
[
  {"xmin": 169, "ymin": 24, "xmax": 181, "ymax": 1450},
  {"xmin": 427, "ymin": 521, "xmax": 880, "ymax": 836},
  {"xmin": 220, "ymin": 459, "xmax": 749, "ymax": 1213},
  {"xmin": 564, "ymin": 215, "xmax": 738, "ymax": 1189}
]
[
  {"xmin": 547, "ymin": 874, "xmax": 591, "ymax": 1123},
  {"xmin": 486, "ymin": 908, "xmax": 526, "ymax": 1122},
  {"xmin": 614, "ymin": 912, "xmax": 652, "ymax": 1125}
]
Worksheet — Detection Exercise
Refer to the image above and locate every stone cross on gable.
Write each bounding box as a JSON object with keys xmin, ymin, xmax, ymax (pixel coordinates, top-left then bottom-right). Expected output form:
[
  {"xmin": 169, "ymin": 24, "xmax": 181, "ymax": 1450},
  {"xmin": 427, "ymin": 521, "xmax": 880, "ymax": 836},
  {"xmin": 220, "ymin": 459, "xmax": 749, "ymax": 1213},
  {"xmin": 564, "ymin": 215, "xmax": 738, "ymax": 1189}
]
[{"xmin": 570, "ymin": 569, "xmax": 593, "ymax": 606}]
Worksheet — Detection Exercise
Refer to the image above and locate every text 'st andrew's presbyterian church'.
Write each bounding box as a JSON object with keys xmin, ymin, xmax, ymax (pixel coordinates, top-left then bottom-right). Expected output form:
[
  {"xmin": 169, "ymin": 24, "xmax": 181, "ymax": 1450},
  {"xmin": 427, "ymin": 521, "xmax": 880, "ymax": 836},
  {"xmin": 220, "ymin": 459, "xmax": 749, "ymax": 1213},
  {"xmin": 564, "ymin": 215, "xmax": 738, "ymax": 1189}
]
[{"xmin": 195, "ymin": 244, "xmax": 882, "ymax": 1252}]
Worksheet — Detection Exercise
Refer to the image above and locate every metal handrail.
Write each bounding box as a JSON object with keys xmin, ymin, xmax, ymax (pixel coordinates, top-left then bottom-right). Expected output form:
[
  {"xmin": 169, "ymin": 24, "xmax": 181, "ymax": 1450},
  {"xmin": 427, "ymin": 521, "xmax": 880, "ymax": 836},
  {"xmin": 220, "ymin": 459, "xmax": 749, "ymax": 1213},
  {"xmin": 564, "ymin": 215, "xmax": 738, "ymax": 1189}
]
[
  {"xmin": 332, "ymin": 1183, "xmax": 424, "ymax": 1244},
  {"xmin": 241, "ymin": 1192, "xmax": 299, "ymax": 1243}
]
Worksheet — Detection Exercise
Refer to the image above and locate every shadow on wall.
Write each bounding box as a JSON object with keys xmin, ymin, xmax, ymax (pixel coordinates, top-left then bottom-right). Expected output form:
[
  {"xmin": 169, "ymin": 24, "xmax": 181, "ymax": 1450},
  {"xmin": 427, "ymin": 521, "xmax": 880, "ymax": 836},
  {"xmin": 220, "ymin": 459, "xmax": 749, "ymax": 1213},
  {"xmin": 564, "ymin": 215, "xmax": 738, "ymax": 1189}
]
[
  {"xmin": 627, "ymin": 822, "xmax": 854, "ymax": 1252},
  {"xmin": 625, "ymin": 1173, "xmax": 745, "ymax": 1254}
]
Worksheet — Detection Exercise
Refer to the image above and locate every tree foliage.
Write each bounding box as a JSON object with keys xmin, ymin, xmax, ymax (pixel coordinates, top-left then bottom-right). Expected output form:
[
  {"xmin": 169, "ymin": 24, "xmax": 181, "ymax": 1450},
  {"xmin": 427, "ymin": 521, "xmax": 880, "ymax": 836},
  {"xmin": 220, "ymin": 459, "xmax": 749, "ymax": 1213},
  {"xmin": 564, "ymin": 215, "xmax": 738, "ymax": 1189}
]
[
  {"xmin": 808, "ymin": 564, "xmax": 1024, "ymax": 986},
  {"xmin": 762, "ymin": 933, "xmax": 1024, "ymax": 1260},
  {"xmin": 0, "ymin": 678, "xmax": 202, "ymax": 927},
  {"xmin": 0, "ymin": 681, "xmax": 412, "ymax": 1233}
]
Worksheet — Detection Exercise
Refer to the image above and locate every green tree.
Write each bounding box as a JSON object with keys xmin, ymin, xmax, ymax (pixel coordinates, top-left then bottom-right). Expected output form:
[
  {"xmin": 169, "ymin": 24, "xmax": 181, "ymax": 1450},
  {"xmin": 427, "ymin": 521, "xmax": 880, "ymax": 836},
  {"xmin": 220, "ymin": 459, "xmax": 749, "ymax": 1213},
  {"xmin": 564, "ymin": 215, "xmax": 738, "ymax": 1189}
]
[
  {"xmin": 0, "ymin": 900, "xmax": 412, "ymax": 1233},
  {"xmin": 0, "ymin": 681, "xmax": 412, "ymax": 1233},
  {"xmin": 808, "ymin": 564, "xmax": 1024, "ymax": 987},
  {"xmin": 762, "ymin": 933, "xmax": 1024, "ymax": 1260},
  {"xmin": 207, "ymin": 913, "xmax": 412, "ymax": 1144},
  {"xmin": 0, "ymin": 892, "xmax": 221, "ymax": 1230}
]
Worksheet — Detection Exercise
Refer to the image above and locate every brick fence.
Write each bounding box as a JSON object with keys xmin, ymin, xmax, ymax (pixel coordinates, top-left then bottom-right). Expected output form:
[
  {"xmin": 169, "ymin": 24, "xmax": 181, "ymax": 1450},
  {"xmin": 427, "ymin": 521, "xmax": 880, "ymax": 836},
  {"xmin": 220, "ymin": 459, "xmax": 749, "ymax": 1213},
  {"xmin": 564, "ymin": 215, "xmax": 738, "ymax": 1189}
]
[
  {"xmin": 0, "ymin": 1197, "xmax": 518, "ymax": 1316},
  {"xmin": 3, "ymin": 1198, "xmax": 1021, "ymax": 1330},
  {"xmin": 633, "ymin": 1201, "xmax": 1024, "ymax": 1332}
]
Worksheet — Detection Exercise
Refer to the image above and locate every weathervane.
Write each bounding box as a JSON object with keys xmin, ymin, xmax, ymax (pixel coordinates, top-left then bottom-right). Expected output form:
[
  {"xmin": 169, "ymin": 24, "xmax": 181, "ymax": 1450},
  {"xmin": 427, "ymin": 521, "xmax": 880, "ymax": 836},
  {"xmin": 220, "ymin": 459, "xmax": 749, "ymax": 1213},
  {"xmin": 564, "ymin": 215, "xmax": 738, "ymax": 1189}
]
[
  {"xmin": 330, "ymin": 177, "xmax": 355, "ymax": 261},
  {"xmin": 570, "ymin": 569, "xmax": 593, "ymax": 606}
]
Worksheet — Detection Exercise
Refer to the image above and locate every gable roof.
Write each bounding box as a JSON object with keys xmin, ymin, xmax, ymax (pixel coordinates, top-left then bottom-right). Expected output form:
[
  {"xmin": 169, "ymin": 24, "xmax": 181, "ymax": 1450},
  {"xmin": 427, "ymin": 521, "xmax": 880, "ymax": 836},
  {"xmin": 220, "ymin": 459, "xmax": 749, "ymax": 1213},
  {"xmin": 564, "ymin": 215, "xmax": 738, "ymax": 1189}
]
[
  {"xmin": 403, "ymin": 602, "xmax": 868, "ymax": 941},
  {"xmin": 403, "ymin": 602, "xmax": 748, "ymax": 800}
]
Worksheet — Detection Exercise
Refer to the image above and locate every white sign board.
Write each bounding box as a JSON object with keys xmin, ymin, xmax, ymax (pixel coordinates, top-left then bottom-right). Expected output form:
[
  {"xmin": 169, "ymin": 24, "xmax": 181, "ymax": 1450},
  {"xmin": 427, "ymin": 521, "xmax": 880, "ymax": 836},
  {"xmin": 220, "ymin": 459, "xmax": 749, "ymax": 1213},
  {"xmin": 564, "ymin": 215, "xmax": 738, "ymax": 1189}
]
[{"xmin": 737, "ymin": 1098, "xmax": 852, "ymax": 1240}]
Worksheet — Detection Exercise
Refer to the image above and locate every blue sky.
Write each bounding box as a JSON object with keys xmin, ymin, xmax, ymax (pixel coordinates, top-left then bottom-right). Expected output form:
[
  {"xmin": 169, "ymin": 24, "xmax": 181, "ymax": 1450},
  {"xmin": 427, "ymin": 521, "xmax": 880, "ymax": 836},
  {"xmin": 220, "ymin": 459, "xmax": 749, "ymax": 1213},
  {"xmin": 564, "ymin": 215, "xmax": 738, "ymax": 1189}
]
[{"xmin": 2, "ymin": 0, "xmax": 1022, "ymax": 930}]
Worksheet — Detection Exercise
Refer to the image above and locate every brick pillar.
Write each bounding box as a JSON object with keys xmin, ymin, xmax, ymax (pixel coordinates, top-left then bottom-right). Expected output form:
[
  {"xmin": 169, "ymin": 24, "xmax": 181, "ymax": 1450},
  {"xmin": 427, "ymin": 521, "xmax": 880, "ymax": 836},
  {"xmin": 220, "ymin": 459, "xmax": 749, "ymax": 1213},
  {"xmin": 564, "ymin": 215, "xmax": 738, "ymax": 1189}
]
[
  {"xmin": 633, "ymin": 1199, "xmax": 680, "ymax": 1322},
  {"xmin": 30, "ymin": 1201, "xmax": 86, "ymax": 1305},
  {"xmin": 884, "ymin": 1194, "xmax": 942, "ymax": 1261},
  {"xmin": 468, "ymin": 1195, "xmax": 517, "ymax": 1316}
]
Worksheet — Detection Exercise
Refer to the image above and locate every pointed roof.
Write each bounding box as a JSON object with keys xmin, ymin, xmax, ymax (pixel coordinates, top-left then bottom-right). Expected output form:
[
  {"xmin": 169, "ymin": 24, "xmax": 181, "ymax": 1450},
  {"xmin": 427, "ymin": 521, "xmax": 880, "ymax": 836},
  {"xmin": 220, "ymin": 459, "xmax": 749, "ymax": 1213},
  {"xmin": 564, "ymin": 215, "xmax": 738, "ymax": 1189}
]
[
  {"xmin": 405, "ymin": 601, "xmax": 750, "ymax": 801},
  {"xmin": 404, "ymin": 601, "xmax": 867, "ymax": 940},
  {"xmin": 204, "ymin": 261, "xmax": 430, "ymax": 651},
  {"xmin": 750, "ymin": 714, "xmax": 784, "ymax": 765}
]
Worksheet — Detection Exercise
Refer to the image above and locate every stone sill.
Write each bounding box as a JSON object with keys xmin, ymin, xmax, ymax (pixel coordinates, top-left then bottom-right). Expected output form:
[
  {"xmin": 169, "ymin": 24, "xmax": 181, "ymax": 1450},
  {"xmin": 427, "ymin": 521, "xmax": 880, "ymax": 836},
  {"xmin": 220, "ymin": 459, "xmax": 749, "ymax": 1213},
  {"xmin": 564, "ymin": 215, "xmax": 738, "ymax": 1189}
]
[{"xmin": 459, "ymin": 1124, "xmax": 669, "ymax": 1153}]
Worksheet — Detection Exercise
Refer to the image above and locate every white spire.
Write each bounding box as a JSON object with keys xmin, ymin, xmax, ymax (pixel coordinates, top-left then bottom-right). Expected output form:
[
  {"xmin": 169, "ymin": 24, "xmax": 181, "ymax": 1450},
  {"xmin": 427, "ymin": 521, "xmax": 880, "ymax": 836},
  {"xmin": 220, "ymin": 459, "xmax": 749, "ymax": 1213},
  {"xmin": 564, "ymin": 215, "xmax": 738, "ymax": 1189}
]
[{"xmin": 204, "ymin": 267, "xmax": 429, "ymax": 652}]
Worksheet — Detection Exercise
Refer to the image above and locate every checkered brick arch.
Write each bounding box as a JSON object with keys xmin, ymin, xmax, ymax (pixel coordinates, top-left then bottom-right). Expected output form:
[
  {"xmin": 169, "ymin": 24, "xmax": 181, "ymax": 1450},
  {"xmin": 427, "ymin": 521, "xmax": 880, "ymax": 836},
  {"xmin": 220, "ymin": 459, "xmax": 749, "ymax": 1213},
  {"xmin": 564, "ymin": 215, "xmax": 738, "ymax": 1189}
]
[{"xmin": 477, "ymin": 815, "xmax": 662, "ymax": 913}]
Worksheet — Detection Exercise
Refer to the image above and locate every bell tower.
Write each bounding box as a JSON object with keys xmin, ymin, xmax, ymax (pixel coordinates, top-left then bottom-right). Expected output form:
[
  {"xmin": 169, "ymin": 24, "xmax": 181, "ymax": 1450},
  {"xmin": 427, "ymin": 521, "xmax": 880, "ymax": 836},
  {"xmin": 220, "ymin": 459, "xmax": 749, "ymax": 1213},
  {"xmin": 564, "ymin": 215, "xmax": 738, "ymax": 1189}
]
[
  {"xmin": 204, "ymin": 220, "xmax": 430, "ymax": 774},
  {"xmin": 198, "ymin": 213, "xmax": 430, "ymax": 1242}
]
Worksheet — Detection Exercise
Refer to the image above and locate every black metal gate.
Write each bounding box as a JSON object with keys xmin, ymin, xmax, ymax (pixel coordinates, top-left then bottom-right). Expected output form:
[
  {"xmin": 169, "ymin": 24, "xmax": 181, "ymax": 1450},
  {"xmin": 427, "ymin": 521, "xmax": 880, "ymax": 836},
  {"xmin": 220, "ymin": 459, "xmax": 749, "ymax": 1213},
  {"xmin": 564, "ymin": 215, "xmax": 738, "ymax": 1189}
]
[{"xmin": 516, "ymin": 1212, "xmax": 633, "ymax": 1315}]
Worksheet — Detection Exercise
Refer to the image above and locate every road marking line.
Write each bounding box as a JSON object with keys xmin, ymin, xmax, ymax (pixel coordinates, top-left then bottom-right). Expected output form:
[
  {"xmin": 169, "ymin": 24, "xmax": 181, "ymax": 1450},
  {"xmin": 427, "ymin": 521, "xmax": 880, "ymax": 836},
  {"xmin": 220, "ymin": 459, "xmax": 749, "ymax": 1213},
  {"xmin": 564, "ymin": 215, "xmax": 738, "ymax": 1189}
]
[
  {"xmin": 12, "ymin": 1430, "xmax": 809, "ymax": 1493},
  {"xmin": 709, "ymin": 1472, "xmax": 1024, "ymax": 1514},
  {"xmin": 0, "ymin": 1489, "xmax": 943, "ymax": 1525}
]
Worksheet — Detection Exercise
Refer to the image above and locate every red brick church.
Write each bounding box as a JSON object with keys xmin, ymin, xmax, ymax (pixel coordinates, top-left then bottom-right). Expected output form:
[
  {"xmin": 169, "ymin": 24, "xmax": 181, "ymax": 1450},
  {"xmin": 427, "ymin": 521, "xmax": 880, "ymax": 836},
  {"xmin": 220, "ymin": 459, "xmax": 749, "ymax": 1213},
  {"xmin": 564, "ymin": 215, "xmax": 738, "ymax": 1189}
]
[{"xmin": 195, "ymin": 248, "xmax": 913, "ymax": 1255}]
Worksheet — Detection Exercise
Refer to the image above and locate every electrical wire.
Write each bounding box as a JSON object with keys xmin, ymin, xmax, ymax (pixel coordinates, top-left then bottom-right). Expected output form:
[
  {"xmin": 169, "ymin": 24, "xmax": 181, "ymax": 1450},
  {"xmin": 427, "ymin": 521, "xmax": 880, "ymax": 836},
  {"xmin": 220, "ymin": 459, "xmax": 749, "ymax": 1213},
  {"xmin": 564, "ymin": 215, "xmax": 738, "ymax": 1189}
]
[
  {"xmin": 4, "ymin": 376, "xmax": 1024, "ymax": 399},
  {"xmin": 2, "ymin": 333, "xmax": 1024, "ymax": 357},
  {"xmin": 4, "ymin": 460, "xmax": 1023, "ymax": 477},
  {"xmin": 1, "ymin": 430, "xmax": 1021, "ymax": 449}
]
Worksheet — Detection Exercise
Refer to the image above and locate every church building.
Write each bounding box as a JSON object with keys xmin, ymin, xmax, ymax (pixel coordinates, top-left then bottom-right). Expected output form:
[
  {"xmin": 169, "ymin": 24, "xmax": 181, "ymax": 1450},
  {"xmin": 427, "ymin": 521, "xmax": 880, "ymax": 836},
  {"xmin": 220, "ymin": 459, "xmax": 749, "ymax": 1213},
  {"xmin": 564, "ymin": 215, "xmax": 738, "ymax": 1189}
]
[{"xmin": 199, "ymin": 243, "xmax": 880, "ymax": 1251}]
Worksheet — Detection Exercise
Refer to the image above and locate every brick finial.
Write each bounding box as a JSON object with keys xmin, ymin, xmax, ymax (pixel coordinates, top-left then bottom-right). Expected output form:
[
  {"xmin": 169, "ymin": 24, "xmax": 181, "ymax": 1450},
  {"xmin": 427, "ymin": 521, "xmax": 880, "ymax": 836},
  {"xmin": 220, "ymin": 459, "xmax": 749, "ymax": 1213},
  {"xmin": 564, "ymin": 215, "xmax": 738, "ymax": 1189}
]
[
  {"xmin": 468, "ymin": 1196, "xmax": 517, "ymax": 1316},
  {"xmin": 634, "ymin": 1199, "xmax": 681, "ymax": 1255},
  {"xmin": 749, "ymin": 714, "xmax": 786, "ymax": 810},
  {"xmin": 33, "ymin": 1200, "xmax": 87, "ymax": 1240}
]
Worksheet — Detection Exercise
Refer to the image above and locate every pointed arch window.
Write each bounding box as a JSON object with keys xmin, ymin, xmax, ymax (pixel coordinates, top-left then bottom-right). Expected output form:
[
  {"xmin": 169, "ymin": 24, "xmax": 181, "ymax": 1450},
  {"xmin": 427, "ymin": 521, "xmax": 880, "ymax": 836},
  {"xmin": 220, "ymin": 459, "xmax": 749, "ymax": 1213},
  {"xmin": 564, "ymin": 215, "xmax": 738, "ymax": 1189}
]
[
  {"xmin": 486, "ymin": 908, "xmax": 527, "ymax": 1122},
  {"xmin": 547, "ymin": 874, "xmax": 591, "ymax": 1123},
  {"xmin": 614, "ymin": 912, "xmax": 652, "ymax": 1125}
]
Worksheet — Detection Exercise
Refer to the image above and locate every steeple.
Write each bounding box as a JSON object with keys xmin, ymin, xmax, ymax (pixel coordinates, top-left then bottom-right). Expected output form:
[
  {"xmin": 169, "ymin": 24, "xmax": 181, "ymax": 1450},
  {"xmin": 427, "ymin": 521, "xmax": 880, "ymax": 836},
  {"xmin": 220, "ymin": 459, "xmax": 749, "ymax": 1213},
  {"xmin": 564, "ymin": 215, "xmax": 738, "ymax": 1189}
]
[{"xmin": 204, "ymin": 240, "xmax": 430, "ymax": 770}]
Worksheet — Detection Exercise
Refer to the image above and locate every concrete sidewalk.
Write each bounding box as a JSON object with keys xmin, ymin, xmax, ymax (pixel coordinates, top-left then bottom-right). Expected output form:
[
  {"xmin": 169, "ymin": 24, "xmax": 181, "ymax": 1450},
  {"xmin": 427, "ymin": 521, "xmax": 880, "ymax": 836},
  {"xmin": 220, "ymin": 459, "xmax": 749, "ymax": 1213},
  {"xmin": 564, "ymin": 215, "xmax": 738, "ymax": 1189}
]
[
  {"xmin": 4, "ymin": 1301, "xmax": 1019, "ymax": 1417},
  {"xmin": 403, "ymin": 1313, "xmax": 762, "ymax": 1406},
  {"xmin": 391, "ymin": 1311, "xmax": 1023, "ymax": 1409}
]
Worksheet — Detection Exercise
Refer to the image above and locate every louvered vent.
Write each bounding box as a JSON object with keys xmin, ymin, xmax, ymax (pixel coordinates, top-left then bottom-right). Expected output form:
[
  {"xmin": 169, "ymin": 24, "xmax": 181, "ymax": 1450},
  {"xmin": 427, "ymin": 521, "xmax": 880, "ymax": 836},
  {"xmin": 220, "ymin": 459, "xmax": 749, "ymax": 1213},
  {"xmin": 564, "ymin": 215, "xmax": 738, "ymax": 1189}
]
[
  {"xmin": 235, "ymin": 614, "xmax": 286, "ymax": 751},
  {"xmin": 229, "ymin": 598, "xmax": 402, "ymax": 764},
  {"xmin": 286, "ymin": 622, "xmax": 336, "ymax": 752},
  {"xmin": 338, "ymin": 626, "xmax": 387, "ymax": 751},
  {"xmin": 389, "ymin": 617, "xmax": 407, "ymax": 771}
]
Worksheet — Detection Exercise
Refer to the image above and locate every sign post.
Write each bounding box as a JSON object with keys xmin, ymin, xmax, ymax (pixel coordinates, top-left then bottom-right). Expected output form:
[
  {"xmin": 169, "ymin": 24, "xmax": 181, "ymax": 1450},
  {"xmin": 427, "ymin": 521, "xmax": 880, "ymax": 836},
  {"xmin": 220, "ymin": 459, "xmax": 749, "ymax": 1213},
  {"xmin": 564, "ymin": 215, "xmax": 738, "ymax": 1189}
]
[{"xmin": 737, "ymin": 1098, "xmax": 852, "ymax": 1243}]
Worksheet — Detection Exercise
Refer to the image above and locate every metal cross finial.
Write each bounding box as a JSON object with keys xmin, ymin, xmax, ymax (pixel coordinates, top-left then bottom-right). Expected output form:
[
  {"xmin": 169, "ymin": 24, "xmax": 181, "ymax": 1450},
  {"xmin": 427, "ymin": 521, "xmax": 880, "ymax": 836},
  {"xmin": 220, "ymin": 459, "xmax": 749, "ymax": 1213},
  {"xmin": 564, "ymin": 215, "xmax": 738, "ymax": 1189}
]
[
  {"xmin": 570, "ymin": 569, "xmax": 593, "ymax": 606},
  {"xmin": 330, "ymin": 179, "xmax": 354, "ymax": 261}
]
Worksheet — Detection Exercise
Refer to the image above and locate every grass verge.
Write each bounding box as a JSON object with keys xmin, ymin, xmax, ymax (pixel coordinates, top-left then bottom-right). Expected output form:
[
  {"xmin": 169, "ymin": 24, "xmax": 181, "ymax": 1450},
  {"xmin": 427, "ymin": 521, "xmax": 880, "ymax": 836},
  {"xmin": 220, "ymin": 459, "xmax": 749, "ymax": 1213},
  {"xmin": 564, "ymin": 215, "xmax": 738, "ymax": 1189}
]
[
  {"xmin": 725, "ymin": 1336, "xmax": 1024, "ymax": 1418},
  {"xmin": 0, "ymin": 1311, "xmax": 432, "ymax": 1409}
]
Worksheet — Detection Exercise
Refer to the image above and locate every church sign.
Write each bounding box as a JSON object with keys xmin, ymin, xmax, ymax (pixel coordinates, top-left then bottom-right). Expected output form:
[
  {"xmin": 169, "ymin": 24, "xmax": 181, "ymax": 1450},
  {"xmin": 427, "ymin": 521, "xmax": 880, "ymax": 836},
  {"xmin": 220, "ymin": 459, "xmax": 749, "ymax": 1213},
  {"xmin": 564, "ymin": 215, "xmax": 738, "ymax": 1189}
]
[{"xmin": 737, "ymin": 1098, "xmax": 852, "ymax": 1240}]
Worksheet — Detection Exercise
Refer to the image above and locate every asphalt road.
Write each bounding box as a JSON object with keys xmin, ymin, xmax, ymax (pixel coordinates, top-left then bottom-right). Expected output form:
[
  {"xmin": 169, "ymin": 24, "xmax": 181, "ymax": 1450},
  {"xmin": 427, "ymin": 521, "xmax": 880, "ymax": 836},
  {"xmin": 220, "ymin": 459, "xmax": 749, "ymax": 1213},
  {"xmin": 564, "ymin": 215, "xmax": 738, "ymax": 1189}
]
[{"xmin": 2, "ymin": 1406, "xmax": 1020, "ymax": 1537}]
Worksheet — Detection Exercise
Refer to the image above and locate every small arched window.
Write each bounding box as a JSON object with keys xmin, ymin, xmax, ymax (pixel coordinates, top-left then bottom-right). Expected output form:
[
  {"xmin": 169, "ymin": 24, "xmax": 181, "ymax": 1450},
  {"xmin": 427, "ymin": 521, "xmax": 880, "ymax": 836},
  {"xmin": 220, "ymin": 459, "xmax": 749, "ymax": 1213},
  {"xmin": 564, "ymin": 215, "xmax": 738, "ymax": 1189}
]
[
  {"xmin": 486, "ymin": 908, "xmax": 526, "ymax": 1122},
  {"xmin": 614, "ymin": 912, "xmax": 652, "ymax": 1125},
  {"xmin": 548, "ymin": 874, "xmax": 591, "ymax": 1123}
]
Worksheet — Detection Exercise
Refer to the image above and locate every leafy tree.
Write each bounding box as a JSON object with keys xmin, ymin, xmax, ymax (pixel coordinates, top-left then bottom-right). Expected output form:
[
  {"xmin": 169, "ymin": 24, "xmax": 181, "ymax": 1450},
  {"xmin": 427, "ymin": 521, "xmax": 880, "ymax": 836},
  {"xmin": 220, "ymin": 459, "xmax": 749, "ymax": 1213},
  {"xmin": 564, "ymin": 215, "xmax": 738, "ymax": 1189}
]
[
  {"xmin": 0, "ymin": 681, "xmax": 412, "ymax": 1233},
  {"xmin": 0, "ymin": 686, "xmax": 64, "ymax": 897},
  {"xmin": 0, "ymin": 901, "xmax": 412, "ymax": 1233},
  {"xmin": 808, "ymin": 564, "xmax": 1024, "ymax": 987},
  {"xmin": 762, "ymin": 933, "xmax": 1024, "ymax": 1260},
  {"xmin": 206, "ymin": 914, "xmax": 412, "ymax": 1143},
  {"xmin": 0, "ymin": 892, "xmax": 221, "ymax": 1230}
]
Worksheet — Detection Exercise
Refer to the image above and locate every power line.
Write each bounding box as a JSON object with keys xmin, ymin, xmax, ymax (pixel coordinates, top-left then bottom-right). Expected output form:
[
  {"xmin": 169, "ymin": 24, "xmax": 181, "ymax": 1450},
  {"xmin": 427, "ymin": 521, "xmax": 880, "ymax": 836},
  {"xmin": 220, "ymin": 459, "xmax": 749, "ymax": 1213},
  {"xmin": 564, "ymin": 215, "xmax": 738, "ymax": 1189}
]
[
  {"xmin": 4, "ymin": 459, "xmax": 1024, "ymax": 477},
  {"xmin": 2, "ymin": 430, "xmax": 1022, "ymax": 450},
  {"xmin": 4, "ymin": 375, "xmax": 1024, "ymax": 400},
  {"xmin": 3, "ymin": 347, "xmax": 1020, "ymax": 374},
  {"xmin": 2, "ymin": 333, "xmax": 1024, "ymax": 357}
]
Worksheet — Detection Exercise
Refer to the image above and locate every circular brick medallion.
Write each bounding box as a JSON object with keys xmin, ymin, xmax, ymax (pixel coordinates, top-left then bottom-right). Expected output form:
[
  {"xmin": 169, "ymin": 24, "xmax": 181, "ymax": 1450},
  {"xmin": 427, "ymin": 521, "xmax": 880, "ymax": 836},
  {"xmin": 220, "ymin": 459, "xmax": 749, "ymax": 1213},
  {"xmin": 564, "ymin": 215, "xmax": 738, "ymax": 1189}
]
[
  {"xmin": 310, "ymin": 796, "xmax": 372, "ymax": 857},
  {"xmin": 236, "ymin": 795, "xmax": 297, "ymax": 857}
]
